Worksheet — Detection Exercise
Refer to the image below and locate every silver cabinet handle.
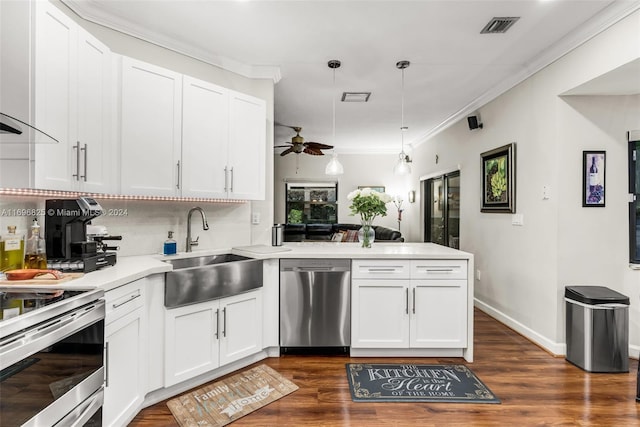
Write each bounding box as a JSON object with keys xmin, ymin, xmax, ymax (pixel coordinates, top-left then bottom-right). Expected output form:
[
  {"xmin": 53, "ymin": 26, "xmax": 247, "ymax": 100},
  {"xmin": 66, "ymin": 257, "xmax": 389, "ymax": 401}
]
[
  {"xmin": 405, "ymin": 288, "xmax": 409, "ymax": 314},
  {"xmin": 420, "ymin": 268, "xmax": 455, "ymax": 273},
  {"xmin": 230, "ymin": 167, "xmax": 234, "ymax": 193},
  {"xmin": 215, "ymin": 308, "xmax": 220, "ymax": 339},
  {"xmin": 73, "ymin": 142, "xmax": 80, "ymax": 180},
  {"xmin": 104, "ymin": 342, "xmax": 109, "ymax": 388},
  {"xmin": 80, "ymin": 143, "xmax": 87, "ymax": 181},
  {"xmin": 366, "ymin": 268, "xmax": 399, "ymax": 272},
  {"xmin": 222, "ymin": 307, "xmax": 227, "ymax": 337},
  {"xmin": 111, "ymin": 292, "xmax": 141, "ymax": 309},
  {"xmin": 412, "ymin": 288, "xmax": 416, "ymax": 314},
  {"xmin": 223, "ymin": 166, "xmax": 228, "ymax": 192},
  {"xmin": 176, "ymin": 161, "xmax": 181, "ymax": 189}
]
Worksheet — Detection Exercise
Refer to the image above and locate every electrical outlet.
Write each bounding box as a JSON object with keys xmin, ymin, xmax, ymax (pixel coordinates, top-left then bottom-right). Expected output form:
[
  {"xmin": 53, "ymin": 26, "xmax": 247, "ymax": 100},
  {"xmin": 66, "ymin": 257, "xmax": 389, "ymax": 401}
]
[
  {"xmin": 251, "ymin": 212, "xmax": 260, "ymax": 225},
  {"xmin": 476, "ymin": 269, "xmax": 481, "ymax": 281}
]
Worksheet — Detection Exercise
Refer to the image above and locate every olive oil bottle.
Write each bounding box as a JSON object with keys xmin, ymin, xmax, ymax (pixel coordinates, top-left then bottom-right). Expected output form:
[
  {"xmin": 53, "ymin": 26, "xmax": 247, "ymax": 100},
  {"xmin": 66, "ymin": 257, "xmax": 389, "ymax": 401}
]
[
  {"xmin": 0, "ymin": 225, "xmax": 25, "ymax": 272},
  {"xmin": 24, "ymin": 219, "xmax": 47, "ymax": 270}
]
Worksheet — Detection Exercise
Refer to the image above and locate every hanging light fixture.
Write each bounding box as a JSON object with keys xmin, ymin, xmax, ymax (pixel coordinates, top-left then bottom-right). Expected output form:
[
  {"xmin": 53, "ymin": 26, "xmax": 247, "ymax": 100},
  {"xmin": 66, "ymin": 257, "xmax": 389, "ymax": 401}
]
[
  {"xmin": 393, "ymin": 60, "xmax": 412, "ymax": 175},
  {"xmin": 325, "ymin": 59, "xmax": 344, "ymax": 176}
]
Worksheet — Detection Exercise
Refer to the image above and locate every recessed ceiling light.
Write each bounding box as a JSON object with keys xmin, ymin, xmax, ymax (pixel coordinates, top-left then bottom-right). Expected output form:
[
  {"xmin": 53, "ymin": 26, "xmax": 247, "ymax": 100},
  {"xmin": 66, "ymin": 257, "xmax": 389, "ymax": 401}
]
[{"xmin": 341, "ymin": 92, "xmax": 371, "ymax": 102}]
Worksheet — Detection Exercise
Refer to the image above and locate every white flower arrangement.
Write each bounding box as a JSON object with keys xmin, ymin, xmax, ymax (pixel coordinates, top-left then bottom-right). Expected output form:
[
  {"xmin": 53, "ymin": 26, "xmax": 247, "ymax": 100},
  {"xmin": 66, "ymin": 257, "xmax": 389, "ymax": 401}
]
[{"xmin": 347, "ymin": 188, "xmax": 393, "ymax": 222}]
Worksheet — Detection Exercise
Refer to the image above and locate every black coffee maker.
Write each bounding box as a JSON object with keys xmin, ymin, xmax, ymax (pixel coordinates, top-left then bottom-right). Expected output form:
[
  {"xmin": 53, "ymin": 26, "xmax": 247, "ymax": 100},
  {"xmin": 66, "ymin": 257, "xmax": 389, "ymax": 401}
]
[{"xmin": 45, "ymin": 197, "xmax": 117, "ymax": 272}]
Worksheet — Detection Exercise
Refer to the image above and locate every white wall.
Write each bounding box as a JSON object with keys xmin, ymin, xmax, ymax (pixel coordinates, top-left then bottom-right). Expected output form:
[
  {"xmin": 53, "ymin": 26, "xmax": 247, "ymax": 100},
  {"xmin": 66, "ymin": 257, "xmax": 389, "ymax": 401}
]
[
  {"xmin": 407, "ymin": 10, "xmax": 640, "ymax": 355},
  {"xmin": 273, "ymin": 152, "xmax": 416, "ymax": 237}
]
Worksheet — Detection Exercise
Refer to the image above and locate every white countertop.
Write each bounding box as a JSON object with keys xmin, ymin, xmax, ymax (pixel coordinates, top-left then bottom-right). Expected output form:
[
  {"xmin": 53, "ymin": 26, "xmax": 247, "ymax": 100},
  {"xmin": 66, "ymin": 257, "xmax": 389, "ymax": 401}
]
[
  {"xmin": 231, "ymin": 242, "xmax": 472, "ymax": 260},
  {"xmin": 0, "ymin": 242, "xmax": 471, "ymax": 292}
]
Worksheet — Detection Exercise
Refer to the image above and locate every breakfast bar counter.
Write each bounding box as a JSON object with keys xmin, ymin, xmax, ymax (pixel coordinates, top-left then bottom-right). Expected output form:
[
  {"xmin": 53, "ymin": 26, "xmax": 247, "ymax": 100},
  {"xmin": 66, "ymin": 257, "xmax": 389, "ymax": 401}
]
[{"xmin": 231, "ymin": 241, "xmax": 472, "ymax": 260}]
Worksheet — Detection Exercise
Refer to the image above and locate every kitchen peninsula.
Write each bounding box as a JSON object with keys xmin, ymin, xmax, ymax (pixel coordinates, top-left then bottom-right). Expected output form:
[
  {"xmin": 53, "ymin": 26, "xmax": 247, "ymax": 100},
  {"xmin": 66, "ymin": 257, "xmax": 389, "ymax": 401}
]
[{"xmin": 10, "ymin": 242, "xmax": 473, "ymax": 426}]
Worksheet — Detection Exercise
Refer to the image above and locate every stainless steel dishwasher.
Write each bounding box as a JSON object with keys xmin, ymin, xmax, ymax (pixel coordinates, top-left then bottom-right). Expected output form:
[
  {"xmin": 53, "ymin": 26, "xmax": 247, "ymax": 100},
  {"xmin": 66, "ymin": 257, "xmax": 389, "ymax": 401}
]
[{"xmin": 280, "ymin": 259, "xmax": 351, "ymax": 350}]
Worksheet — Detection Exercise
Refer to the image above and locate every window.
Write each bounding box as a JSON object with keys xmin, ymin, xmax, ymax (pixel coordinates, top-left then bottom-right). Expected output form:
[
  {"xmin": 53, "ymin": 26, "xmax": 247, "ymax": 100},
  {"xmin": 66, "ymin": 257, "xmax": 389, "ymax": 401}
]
[
  {"xmin": 285, "ymin": 182, "xmax": 338, "ymax": 224},
  {"xmin": 629, "ymin": 131, "xmax": 640, "ymax": 263}
]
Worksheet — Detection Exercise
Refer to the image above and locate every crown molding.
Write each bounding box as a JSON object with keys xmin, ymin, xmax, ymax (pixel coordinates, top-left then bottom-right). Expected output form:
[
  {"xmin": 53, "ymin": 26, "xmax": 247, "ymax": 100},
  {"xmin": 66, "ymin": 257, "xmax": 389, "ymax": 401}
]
[
  {"xmin": 61, "ymin": 0, "xmax": 282, "ymax": 83},
  {"xmin": 412, "ymin": 1, "xmax": 640, "ymax": 148}
]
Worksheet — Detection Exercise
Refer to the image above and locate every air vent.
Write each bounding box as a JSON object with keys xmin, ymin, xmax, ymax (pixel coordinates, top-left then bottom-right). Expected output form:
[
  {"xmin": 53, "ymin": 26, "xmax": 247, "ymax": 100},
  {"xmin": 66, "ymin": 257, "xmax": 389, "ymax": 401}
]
[
  {"xmin": 341, "ymin": 92, "xmax": 371, "ymax": 102},
  {"xmin": 481, "ymin": 17, "xmax": 520, "ymax": 34}
]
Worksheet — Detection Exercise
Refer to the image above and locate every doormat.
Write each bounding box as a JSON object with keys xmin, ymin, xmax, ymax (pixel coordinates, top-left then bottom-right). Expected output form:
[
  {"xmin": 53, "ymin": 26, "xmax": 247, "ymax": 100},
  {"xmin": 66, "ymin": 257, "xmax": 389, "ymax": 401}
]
[
  {"xmin": 346, "ymin": 363, "xmax": 500, "ymax": 404},
  {"xmin": 167, "ymin": 364, "xmax": 298, "ymax": 427},
  {"xmin": 0, "ymin": 357, "xmax": 39, "ymax": 382}
]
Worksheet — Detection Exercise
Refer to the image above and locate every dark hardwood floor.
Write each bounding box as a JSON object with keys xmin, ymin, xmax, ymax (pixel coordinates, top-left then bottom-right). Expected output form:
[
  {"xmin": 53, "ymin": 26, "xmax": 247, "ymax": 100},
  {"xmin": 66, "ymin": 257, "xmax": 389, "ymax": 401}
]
[{"xmin": 130, "ymin": 309, "xmax": 640, "ymax": 426}]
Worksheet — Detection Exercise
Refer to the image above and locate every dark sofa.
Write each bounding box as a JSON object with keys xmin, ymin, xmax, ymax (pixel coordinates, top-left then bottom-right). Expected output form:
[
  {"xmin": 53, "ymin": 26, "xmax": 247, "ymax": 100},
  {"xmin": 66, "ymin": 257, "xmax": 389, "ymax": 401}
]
[{"xmin": 284, "ymin": 223, "xmax": 403, "ymax": 242}]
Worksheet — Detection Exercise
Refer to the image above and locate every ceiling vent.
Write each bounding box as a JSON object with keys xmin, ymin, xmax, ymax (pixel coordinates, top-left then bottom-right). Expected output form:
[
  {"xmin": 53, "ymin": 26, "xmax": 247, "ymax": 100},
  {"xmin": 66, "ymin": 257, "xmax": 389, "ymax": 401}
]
[
  {"xmin": 481, "ymin": 17, "xmax": 520, "ymax": 34},
  {"xmin": 341, "ymin": 92, "xmax": 371, "ymax": 102}
]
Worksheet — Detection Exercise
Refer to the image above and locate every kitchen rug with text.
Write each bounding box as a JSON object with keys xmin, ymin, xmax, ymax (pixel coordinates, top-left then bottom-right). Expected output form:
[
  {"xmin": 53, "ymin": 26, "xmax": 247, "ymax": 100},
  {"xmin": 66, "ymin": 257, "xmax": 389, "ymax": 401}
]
[
  {"xmin": 167, "ymin": 364, "xmax": 298, "ymax": 427},
  {"xmin": 346, "ymin": 363, "xmax": 500, "ymax": 403}
]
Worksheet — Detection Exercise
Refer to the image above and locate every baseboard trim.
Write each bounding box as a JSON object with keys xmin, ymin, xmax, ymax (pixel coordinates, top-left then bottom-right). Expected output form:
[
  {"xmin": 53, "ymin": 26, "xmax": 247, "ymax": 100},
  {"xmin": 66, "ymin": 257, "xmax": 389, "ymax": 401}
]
[
  {"xmin": 474, "ymin": 298, "xmax": 640, "ymax": 360},
  {"xmin": 474, "ymin": 298, "xmax": 565, "ymax": 356}
]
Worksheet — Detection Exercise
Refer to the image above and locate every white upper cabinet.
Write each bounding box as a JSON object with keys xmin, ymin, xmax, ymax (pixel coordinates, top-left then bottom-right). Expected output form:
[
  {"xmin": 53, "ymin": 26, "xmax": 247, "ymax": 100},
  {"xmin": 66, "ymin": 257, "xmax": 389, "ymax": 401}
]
[
  {"xmin": 120, "ymin": 63, "xmax": 266, "ymax": 199},
  {"xmin": 0, "ymin": 0, "xmax": 33, "ymax": 188},
  {"xmin": 33, "ymin": 1, "xmax": 77, "ymax": 190},
  {"xmin": 119, "ymin": 57, "xmax": 183, "ymax": 197},
  {"xmin": 182, "ymin": 80, "xmax": 266, "ymax": 200},
  {"xmin": 34, "ymin": 1, "xmax": 113, "ymax": 192},
  {"xmin": 227, "ymin": 91, "xmax": 266, "ymax": 200},
  {"xmin": 181, "ymin": 76, "xmax": 229, "ymax": 198},
  {"xmin": 76, "ymin": 30, "xmax": 113, "ymax": 193}
]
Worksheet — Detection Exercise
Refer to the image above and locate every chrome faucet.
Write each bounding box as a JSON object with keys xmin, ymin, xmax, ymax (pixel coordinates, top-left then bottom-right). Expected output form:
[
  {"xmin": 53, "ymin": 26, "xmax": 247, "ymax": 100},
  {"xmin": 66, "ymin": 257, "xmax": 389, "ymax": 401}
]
[{"xmin": 186, "ymin": 207, "xmax": 209, "ymax": 252}]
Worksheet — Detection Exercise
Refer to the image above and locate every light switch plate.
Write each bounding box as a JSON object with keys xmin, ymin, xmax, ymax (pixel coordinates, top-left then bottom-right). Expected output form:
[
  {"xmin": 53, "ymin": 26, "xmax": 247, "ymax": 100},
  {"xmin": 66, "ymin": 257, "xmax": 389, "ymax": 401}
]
[
  {"xmin": 511, "ymin": 213, "xmax": 524, "ymax": 226},
  {"xmin": 251, "ymin": 212, "xmax": 260, "ymax": 224}
]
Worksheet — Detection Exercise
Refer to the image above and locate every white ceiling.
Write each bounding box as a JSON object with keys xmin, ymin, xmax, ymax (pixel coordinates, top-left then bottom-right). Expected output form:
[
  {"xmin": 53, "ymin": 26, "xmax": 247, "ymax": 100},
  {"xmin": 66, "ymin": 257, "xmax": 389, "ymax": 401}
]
[{"xmin": 63, "ymin": 0, "xmax": 640, "ymax": 154}]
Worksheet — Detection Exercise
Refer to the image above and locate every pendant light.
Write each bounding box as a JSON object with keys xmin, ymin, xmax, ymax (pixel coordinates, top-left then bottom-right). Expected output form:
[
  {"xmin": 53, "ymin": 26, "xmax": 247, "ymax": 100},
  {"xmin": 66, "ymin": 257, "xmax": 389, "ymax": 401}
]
[
  {"xmin": 393, "ymin": 60, "xmax": 412, "ymax": 175},
  {"xmin": 325, "ymin": 59, "xmax": 344, "ymax": 176}
]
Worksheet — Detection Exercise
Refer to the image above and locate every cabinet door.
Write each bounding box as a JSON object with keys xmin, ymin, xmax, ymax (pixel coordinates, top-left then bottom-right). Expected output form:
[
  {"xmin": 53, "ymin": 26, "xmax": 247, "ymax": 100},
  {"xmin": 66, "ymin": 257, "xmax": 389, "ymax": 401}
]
[
  {"xmin": 0, "ymin": 0, "xmax": 32, "ymax": 188},
  {"xmin": 410, "ymin": 280, "xmax": 467, "ymax": 348},
  {"xmin": 181, "ymin": 76, "xmax": 229, "ymax": 198},
  {"xmin": 164, "ymin": 300, "xmax": 219, "ymax": 387},
  {"xmin": 219, "ymin": 290, "xmax": 263, "ymax": 365},
  {"xmin": 77, "ymin": 29, "xmax": 113, "ymax": 193},
  {"xmin": 351, "ymin": 279, "xmax": 409, "ymax": 348},
  {"xmin": 34, "ymin": 1, "xmax": 77, "ymax": 190},
  {"xmin": 104, "ymin": 308, "xmax": 145, "ymax": 427},
  {"xmin": 227, "ymin": 90, "xmax": 266, "ymax": 200},
  {"xmin": 120, "ymin": 57, "xmax": 182, "ymax": 196}
]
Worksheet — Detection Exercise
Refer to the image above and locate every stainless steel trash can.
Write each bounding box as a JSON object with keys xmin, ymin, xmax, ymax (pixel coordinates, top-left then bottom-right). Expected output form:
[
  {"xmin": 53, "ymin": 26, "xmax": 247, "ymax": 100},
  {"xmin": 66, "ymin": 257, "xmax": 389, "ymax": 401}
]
[
  {"xmin": 272, "ymin": 224, "xmax": 284, "ymax": 246},
  {"xmin": 565, "ymin": 285, "xmax": 629, "ymax": 373}
]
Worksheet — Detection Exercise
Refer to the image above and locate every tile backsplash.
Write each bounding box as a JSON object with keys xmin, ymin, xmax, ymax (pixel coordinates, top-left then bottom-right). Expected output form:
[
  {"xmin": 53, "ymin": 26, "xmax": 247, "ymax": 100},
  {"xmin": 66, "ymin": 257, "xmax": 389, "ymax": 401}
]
[{"xmin": 0, "ymin": 196, "xmax": 254, "ymax": 257}]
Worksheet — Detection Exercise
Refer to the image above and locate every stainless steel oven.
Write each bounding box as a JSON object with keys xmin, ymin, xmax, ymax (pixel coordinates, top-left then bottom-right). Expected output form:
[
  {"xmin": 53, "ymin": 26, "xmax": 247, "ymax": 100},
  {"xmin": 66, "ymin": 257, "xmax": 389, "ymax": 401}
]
[{"xmin": 0, "ymin": 287, "xmax": 105, "ymax": 426}]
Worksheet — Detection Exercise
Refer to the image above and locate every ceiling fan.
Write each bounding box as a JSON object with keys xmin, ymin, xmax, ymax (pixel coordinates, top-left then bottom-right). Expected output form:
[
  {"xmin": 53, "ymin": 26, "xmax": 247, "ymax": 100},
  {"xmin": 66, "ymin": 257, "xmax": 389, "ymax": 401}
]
[{"xmin": 275, "ymin": 125, "xmax": 333, "ymax": 156}]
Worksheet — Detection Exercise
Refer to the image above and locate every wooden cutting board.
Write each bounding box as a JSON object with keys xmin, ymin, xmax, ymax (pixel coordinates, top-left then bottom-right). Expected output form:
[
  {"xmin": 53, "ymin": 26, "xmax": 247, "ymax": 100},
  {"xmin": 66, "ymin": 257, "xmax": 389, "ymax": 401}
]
[{"xmin": 0, "ymin": 272, "xmax": 84, "ymax": 285}]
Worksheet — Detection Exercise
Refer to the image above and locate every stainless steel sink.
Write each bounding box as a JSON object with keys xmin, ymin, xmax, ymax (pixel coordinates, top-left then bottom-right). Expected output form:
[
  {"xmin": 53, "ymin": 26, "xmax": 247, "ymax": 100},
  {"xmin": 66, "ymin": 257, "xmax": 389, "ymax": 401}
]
[
  {"xmin": 164, "ymin": 254, "xmax": 263, "ymax": 308},
  {"xmin": 165, "ymin": 253, "xmax": 250, "ymax": 270}
]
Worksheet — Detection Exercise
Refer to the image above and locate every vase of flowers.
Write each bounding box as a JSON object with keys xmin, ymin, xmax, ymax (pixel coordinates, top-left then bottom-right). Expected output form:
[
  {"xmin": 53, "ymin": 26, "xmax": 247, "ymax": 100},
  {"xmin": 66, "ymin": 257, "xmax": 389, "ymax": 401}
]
[{"xmin": 347, "ymin": 187, "xmax": 392, "ymax": 248}]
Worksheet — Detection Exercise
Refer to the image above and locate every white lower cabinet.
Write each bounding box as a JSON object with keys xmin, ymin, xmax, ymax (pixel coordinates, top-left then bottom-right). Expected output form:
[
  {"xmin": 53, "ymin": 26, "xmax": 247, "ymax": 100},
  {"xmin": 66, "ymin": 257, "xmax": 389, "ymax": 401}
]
[
  {"xmin": 352, "ymin": 278, "xmax": 410, "ymax": 348},
  {"xmin": 104, "ymin": 279, "xmax": 147, "ymax": 427},
  {"xmin": 351, "ymin": 259, "xmax": 467, "ymax": 349},
  {"xmin": 164, "ymin": 289, "xmax": 263, "ymax": 387}
]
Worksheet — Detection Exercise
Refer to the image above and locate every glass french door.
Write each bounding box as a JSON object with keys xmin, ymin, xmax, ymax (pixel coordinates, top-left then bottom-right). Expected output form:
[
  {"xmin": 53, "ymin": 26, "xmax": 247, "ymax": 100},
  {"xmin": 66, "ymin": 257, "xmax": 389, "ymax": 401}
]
[{"xmin": 424, "ymin": 171, "xmax": 460, "ymax": 249}]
